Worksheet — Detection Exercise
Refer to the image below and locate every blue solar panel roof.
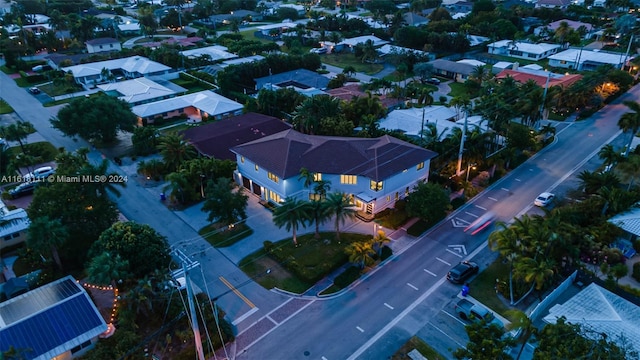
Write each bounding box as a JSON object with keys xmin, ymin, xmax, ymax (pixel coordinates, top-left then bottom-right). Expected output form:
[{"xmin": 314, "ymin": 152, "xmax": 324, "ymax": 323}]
[{"xmin": 0, "ymin": 276, "xmax": 107, "ymax": 360}]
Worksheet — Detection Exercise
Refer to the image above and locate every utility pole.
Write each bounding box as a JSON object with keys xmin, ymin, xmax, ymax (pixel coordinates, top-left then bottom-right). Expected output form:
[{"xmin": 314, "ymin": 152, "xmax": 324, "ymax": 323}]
[
  {"xmin": 420, "ymin": 107, "xmax": 425, "ymax": 144},
  {"xmin": 538, "ymin": 70, "xmax": 551, "ymax": 129},
  {"xmin": 174, "ymin": 250, "xmax": 205, "ymax": 360},
  {"xmin": 622, "ymin": 34, "xmax": 634, "ymax": 71},
  {"xmin": 456, "ymin": 108, "xmax": 468, "ymax": 176}
]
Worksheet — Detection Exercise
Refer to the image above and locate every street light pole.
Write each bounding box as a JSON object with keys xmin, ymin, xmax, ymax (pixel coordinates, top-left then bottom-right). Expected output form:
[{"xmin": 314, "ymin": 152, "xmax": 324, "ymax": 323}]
[{"xmin": 456, "ymin": 107, "xmax": 469, "ymax": 176}]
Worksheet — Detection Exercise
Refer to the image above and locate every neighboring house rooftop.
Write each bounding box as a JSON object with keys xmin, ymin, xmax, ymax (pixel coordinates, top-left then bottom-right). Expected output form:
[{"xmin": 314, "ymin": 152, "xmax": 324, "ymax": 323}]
[
  {"xmin": 546, "ymin": 19, "xmax": 594, "ymax": 32},
  {"xmin": 548, "ymin": 48, "xmax": 633, "ymax": 65},
  {"xmin": 488, "ymin": 40, "xmax": 561, "ymax": 55},
  {"xmin": 377, "ymin": 44, "xmax": 430, "ymax": 59},
  {"xmin": 496, "ymin": 69, "xmax": 582, "ymax": 87},
  {"xmin": 97, "ymin": 77, "xmax": 179, "ymax": 104},
  {"xmin": 467, "ymin": 34, "xmax": 490, "ymax": 47},
  {"xmin": 231, "ymin": 129, "xmax": 438, "ymax": 181},
  {"xmin": 0, "ymin": 208, "xmax": 30, "ymax": 238},
  {"xmin": 131, "ymin": 90, "xmax": 243, "ymax": 118},
  {"xmin": 428, "ymin": 59, "xmax": 476, "ymax": 76},
  {"xmin": 403, "ymin": 12, "xmax": 429, "ymax": 26},
  {"xmin": 537, "ymin": 0, "xmax": 572, "ymax": 6},
  {"xmin": 339, "ymin": 35, "xmax": 390, "ymax": 47},
  {"xmin": 61, "ymin": 56, "xmax": 171, "ymax": 78},
  {"xmin": 85, "ymin": 37, "xmax": 119, "ymax": 46},
  {"xmin": 543, "ymin": 283, "xmax": 640, "ymax": 354},
  {"xmin": 0, "ymin": 276, "xmax": 108, "ymax": 359},
  {"xmin": 456, "ymin": 59, "xmax": 486, "ymax": 67},
  {"xmin": 179, "ymin": 45, "xmax": 238, "ymax": 61},
  {"xmin": 220, "ymin": 55, "xmax": 265, "ymax": 68},
  {"xmin": 254, "ymin": 69, "xmax": 329, "ymax": 91},
  {"xmin": 380, "ymin": 106, "xmax": 458, "ymax": 137},
  {"xmin": 608, "ymin": 206, "xmax": 640, "ymax": 236},
  {"xmin": 182, "ymin": 112, "xmax": 292, "ymax": 160},
  {"xmin": 326, "ymin": 83, "xmax": 402, "ymax": 109}
]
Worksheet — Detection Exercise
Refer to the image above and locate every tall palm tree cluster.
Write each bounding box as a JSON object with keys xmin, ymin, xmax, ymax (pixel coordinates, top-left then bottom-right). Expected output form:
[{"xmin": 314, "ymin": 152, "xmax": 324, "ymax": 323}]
[{"xmin": 273, "ymin": 168, "xmax": 356, "ymax": 245}]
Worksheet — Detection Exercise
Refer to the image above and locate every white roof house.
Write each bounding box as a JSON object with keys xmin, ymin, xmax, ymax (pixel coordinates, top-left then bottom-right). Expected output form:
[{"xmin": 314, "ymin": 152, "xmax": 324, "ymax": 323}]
[
  {"xmin": 131, "ymin": 90, "xmax": 243, "ymax": 123},
  {"xmin": 220, "ymin": 55, "xmax": 265, "ymax": 68},
  {"xmin": 61, "ymin": 56, "xmax": 172, "ymax": 86},
  {"xmin": 543, "ymin": 283, "xmax": 640, "ymax": 354},
  {"xmin": 488, "ymin": 40, "xmax": 561, "ymax": 60},
  {"xmin": 380, "ymin": 106, "xmax": 458, "ymax": 137},
  {"xmin": 97, "ymin": 78, "xmax": 180, "ymax": 105},
  {"xmin": 179, "ymin": 45, "xmax": 238, "ymax": 62},
  {"xmin": 548, "ymin": 48, "xmax": 632, "ymax": 71},
  {"xmin": 339, "ymin": 35, "xmax": 390, "ymax": 48},
  {"xmin": 457, "ymin": 59, "xmax": 486, "ymax": 67}
]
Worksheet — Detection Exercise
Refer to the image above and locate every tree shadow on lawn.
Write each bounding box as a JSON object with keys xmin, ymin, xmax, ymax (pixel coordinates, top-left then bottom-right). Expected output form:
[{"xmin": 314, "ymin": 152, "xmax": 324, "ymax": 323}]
[{"xmin": 239, "ymin": 232, "xmax": 371, "ymax": 294}]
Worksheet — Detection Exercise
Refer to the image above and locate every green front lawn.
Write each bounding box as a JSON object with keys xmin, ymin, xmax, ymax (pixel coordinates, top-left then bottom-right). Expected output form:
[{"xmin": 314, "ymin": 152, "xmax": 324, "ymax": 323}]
[
  {"xmin": 447, "ymin": 82, "xmax": 480, "ymax": 98},
  {"xmin": 469, "ymin": 258, "xmax": 518, "ymax": 323},
  {"xmin": 0, "ymin": 99, "xmax": 14, "ymax": 114},
  {"xmin": 43, "ymin": 98, "xmax": 74, "ymax": 107},
  {"xmin": 240, "ymin": 232, "xmax": 372, "ymax": 293},
  {"xmin": 14, "ymin": 77, "xmax": 31, "ymax": 88},
  {"xmin": 321, "ymin": 53, "xmax": 384, "ymax": 75},
  {"xmin": 39, "ymin": 82, "xmax": 84, "ymax": 97},
  {"xmin": 1, "ymin": 65, "xmax": 15, "ymax": 74},
  {"xmin": 199, "ymin": 222, "xmax": 254, "ymax": 247}
]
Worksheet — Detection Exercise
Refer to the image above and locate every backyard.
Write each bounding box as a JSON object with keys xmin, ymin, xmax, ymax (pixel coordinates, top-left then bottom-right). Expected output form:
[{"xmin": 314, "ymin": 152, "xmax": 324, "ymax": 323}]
[{"xmin": 321, "ymin": 53, "xmax": 384, "ymax": 75}]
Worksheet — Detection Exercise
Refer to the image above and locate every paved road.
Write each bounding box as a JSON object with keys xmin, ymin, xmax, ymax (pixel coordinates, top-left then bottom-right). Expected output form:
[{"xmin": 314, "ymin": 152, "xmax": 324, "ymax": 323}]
[
  {"xmin": 0, "ymin": 68, "xmax": 289, "ymax": 324},
  {"xmin": 230, "ymin": 87, "xmax": 638, "ymax": 359}
]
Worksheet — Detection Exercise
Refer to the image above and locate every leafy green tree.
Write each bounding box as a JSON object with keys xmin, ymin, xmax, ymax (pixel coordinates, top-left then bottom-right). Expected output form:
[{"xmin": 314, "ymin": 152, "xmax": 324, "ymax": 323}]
[
  {"xmin": 89, "ymin": 221, "xmax": 171, "ymax": 279},
  {"xmin": 51, "ymin": 96, "xmax": 137, "ymax": 143},
  {"xmin": 405, "ymin": 182, "xmax": 450, "ymax": 224},
  {"xmin": 598, "ymin": 144, "xmax": 620, "ymax": 171},
  {"xmin": 345, "ymin": 240, "xmax": 375, "ymax": 268},
  {"xmin": 325, "ymin": 192, "xmax": 357, "ymax": 241},
  {"xmin": 86, "ymin": 251, "xmax": 130, "ymax": 286},
  {"xmin": 164, "ymin": 171, "xmax": 190, "ymax": 204},
  {"xmin": 27, "ymin": 216, "xmax": 68, "ymax": 271},
  {"xmin": 273, "ymin": 197, "xmax": 310, "ymax": 245},
  {"xmin": 201, "ymin": 177, "xmax": 249, "ymax": 226},
  {"xmin": 157, "ymin": 134, "xmax": 197, "ymax": 173},
  {"xmin": 0, "ymin": 120, "xmax": 35, "ymax": 155},
  {"xmin": 618, "ymin": 153, "xmax": 640, "ymax": 190},
  {"xmin": 453, "ymin": 320, "xmax": 515, "ymax": 360},
  {"xmin": 618, "ymin": 101, "xmax": 640, "ymax": 157},
  {"xmin": 293, "ymin": 95, "xmax": 343, "ymax": 134},
  {"xmin": 131, "ymin": 126, "xmax": 159, "ymax": 156}
]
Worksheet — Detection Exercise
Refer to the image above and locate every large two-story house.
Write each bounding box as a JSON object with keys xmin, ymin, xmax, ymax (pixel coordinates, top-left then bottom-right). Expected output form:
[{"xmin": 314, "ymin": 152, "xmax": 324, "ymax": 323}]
[{"xmin": 231, "ymin": 130, "xmax": 438, "ymax": 218}]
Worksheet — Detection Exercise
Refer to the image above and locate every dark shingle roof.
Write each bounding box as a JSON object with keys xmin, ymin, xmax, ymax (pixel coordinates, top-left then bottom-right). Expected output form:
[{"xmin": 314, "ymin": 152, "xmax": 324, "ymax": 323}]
[
  {"xmin": 428, "ymin": 59, "xmax": 476, "ymax": 76},
  {"xmin": 255, "ymin": 69, "xmax": 330, "ymax": 91},
  {"xmin": 231, "ymin": 129, "xmax": 438, "ymax": 181},
  {"xmin": 182, "ymin": 113, "xmax": 292, "ymax": 160},
  {"xmin": 85, "ymin": 37, "xmax": 119, "ymax": 46}
]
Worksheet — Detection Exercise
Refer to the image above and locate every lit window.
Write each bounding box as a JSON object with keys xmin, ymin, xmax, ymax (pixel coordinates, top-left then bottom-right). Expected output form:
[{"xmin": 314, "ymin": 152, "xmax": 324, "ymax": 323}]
[
  {"xmin": 268, "ymin": 172, "xmax": 279, "ymax": 183},
  {"xmin": 340, "ymin": 175, "xmax": 357, "ymax": 185},
  {"xmin": 395, "ymin": 192, "xmax": 399, "ymax": 201},
  {"xmin": 370, "ymin": 180, "xmax": 383, "ymax": 191},
  {"xmin": 313, "ymin": 173, "xmax": 322, "ymax": 181},
  {"xmin": 241, "ymin": 156, "xmax": 245, "ymax": 163},
  {"xmin": 405, "ymin": 187, "xmax": 409, "ymax": 196},
  {"xmin": 309, "ymin": 193, "xmax": 325, "ymax": 201},
  {"xmin": 417, "ymin": 162, "xmax": 425, "ymax": 170},
  {"xmin": 386, "ymin": 195, "xmax": 390, "ymax": 201},
  {"xmin": 269, "ymin": 190, "xmax": 282, "ymax": 203},
  {"xmin": 255, "ymin": 164, "xmax": 259, "ymax": 171}
]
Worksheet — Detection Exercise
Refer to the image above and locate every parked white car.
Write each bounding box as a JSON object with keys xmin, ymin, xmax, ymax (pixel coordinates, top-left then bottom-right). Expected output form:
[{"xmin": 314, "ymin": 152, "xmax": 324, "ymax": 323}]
[
  {"xmin": 23, "ymin": 166, "xmax": 55, "ymax": 182},
  {"xmin": 534, "ymin": 192, "xmax": 555, "ymax": 207}
]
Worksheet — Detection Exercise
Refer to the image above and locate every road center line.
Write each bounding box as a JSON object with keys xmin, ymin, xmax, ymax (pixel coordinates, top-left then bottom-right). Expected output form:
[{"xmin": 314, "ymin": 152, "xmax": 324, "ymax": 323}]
[
  {"xmin": 464, "ymin": 212, "xmax": 478, "ymax": 218},
  {"xmin": 384, "ymin": 303, "xmax": 394, "ymax": 310},
  {"xmin": 446, "ymin": 249, "xmax": 463, "ymax": 258},
  {"xmin": 423, "ymin": 269, "xmax": 437, "ymax": 277},
  {"xmin": 488, "ymin": 197, "xmax": 498, "ymax": 201},
  {"xmin": 407, "ymin": 283, "xmax": 419, "ymax": 291},
  {"xmin": 356, "ymin": 326, "xmax": 364, "ymax": 333},
  {"xmin": 474, "ymin": 205, "xmax": 486, "ymax": 210},
  {"xmin": 515, "ymin": 178, "xmax": 521, "ymax": 182},
  {"xmin": 436, "ymin": 257, "xmax": 451, "ymax": 266},
  {"xmin": 501, "ymin": 187, "xmax": 510, "ymax": 192},
  {"xmin": 218, "ymin": 276, "xmax": 255, "ymax": 308}
]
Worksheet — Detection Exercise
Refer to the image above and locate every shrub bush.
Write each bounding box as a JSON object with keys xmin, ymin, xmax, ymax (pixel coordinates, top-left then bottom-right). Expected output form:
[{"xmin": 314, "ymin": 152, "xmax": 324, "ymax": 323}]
[
  {"xmin": 633, "ymin": 262, "xmax": 640, "ymax": 282},
  {"xmin": 263, "ymin": 240, "xmax": 274, "ymax": 253},
  {"xmin": 380, "ymin": 246, "xmax": 392, "ymax": 261},
  {"xmin": 334, "ymin": 266, "xmax": 361, "ymax": 289}
]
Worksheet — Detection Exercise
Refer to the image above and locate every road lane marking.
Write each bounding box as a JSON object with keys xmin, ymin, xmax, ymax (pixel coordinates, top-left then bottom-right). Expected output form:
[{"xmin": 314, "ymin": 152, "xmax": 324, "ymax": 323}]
[
  {"xmin": 356, "ymin": 326, "xmax": 364, "ymax": 333},
  {"xmin": 474, "ymin": 205, "xmax": 486, "ymax": 210},
  {"xmin": 501, "ymin": 187, "xmax": 510, "ymax": 192},
  {"xmin": 266, "ymin": 315, "xmax": 277, "ymax": 324},
  {"xmin": 424, "ymin": 269, "xmax": 437, "ymax": 277},
  {"xmin": 441, "ymin": 309, "xmax": 466, "ymax": 326},
  {"xmin": 232, "ymin": 307, "xmax": 260, "ymax": 326},
  {"xmin": 446, "ymin": 249, "xmax": 463, "ymax": 258},
  {"xmin": 515, "ymin": 178, "xmax": 521, "ymax": 182},
  {"xmin": 428, "ymin": 321, "xmax": 466, "ymax": 348},
  {"xmin": 322, "ymin": 357, "xmax": 328, "ymax": 360},
  {"xmin": 407, "ymin": 283, "xmax": 419, "ymax": 291},
  {"xmin": 219, "ymin": 276, "xmax": 255, "ymax": 308},
  {"xmin": 464, "ymin": 212, "xmax": 478, "ymax": 218},
  {"xmin": 436, "ymin": 257, "xmax": 451, "ymax": 266},
  {"xmin": 384, "ymin": 303, "xmax": 394, "ymax": 310},
  {"xmin": 488, "ymin": 197, "xmax": 498, "ymax": 201}
]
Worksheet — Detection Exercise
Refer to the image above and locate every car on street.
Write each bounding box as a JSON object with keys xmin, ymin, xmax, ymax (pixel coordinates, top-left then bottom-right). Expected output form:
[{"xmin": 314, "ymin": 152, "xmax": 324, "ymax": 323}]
[
  {"xmin": 309, "ymin": 47, "xmax": 327, "ymax": 54},
  {"xmin": 447, "ymin": 261, "xmax": 479, "ymax": 284},
  {"xmin": 28, "ymin": 87, "xmax": 41, "ymax": 94},
  {"xmin": 426, "ymin": 78, "xmax": 441, "ymax": 85},
  {"xmin": 23, "ymin": 166, "xmax": 55, "ymax": 182},
  {"xmin": 534, "ymin": 192, "xmax": 555, "ymax": 207},
  {"xmin": 8, "ymin": 181, "xmax": 37, "ymax": 199},
  {"xmin": 464, "ymin": 211, "xmax": 495, "ymax": 235}
]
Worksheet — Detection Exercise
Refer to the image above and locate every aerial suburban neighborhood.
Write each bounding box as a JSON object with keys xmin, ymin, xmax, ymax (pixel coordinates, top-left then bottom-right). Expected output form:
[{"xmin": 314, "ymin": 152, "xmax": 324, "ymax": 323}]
[{"xmin": 1, "ymin": 0, "xmax": 640, "ymax": 358}]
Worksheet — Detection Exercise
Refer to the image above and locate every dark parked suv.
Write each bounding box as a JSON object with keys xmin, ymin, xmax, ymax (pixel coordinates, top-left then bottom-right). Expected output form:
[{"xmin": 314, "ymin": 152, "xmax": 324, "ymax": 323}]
[
  {"xmin": 447, "ymin": 261, "xmax": 479, "ymax": 284},
  {"xmin": 8, "ymin": 181, "xmax": 37, "ymax": 199}
]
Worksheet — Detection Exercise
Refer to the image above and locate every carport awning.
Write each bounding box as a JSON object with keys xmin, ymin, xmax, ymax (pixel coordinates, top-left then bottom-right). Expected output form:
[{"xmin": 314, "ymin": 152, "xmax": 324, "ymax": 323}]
[{"xmin": 355, "ymin": 192, "xmax": 375, "ymax": 203}]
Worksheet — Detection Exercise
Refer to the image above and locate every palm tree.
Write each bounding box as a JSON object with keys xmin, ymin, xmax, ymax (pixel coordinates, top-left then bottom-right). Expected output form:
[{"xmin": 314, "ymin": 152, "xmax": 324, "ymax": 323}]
[
  {"xmin": 345, "ymin": 240, "xmax": 375, "ymax": 269},
  {"xmin": 598, "ymin": 144, "xmax": 620, "ymax": 171},
  {"xmin": 273, "ymin": 197, "xmax": 310, "ymax": 246},
  {"xmin": 164, "ymin": 171, "xmax": 189, "ymax": 204},
  {"xmin": 554, "ymin": 21, "xmax": 572, "ymax": 45},
  {"xmin": 307, "ymin": 199, "xmax": 330, "ymax": 239},
  {"xmin": 515, "ymin": 256, "xmax": 555, "ymax": 291},
  {"xmin": 77, "ymin": 158, "xmax": 125, "ymax": 198},
  {"xmin": 293, "ymin": 95, "xmax": 342, "ymax": 134},
  {"xmin": 577, "ymin": 170, "xmax": 621, "ymax": 194},
  {"xmin": 298, "ymin": 167, "xmax": 315, "ymax": 189},
  {"xmin": 488, "ymin": 222, "xmax": 525, "ymax": 305},
  {"xmin": 325, "ymin": 192, "xmax": 356, "ymax": 242},
  {"xmin": 506, "ymin": 309, "xmax": 537, "ymax": 360},
  {"xmin": 86, "ymin": 251, "xmax": 130, "ymax": 287},
  {"xmin": 0, "ymin": 120, "xmax": 35, "ymax": 155},
  {"xmin": 48, "ymin": 10, "xmax": 67, "ymax": 38},
  {"xmin": 27, "ymin": 216, "xmax": 68, "ymax": 271},
  {"xmin": 372, "ymin": 230, "xmax": 391, "ymax": 256},
  {"xmin": 618, "ymin": 101, "xmax": 640, "ymax": 157},
  {"xmin": 157, "ymin": 134, "xmax": 197, "ymax": 173}
]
